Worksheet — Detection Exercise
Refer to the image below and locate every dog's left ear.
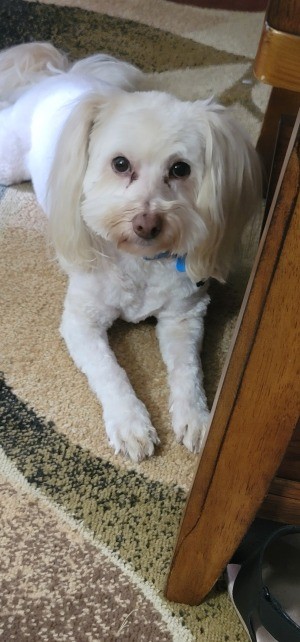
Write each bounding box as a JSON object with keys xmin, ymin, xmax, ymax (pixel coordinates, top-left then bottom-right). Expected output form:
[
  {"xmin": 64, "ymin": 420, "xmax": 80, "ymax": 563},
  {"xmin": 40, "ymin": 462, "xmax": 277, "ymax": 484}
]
[{"xmin": 186, "ymin": 101, "xmax": 262, "ymax": 283}]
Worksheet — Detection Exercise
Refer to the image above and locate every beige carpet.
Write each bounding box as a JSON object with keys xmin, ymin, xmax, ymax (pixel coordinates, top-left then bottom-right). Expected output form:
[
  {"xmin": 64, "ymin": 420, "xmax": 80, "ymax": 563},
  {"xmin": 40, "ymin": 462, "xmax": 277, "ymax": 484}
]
[{"xmin": 0, "ymin": 1, "xmax": 269, "ymax": 640}]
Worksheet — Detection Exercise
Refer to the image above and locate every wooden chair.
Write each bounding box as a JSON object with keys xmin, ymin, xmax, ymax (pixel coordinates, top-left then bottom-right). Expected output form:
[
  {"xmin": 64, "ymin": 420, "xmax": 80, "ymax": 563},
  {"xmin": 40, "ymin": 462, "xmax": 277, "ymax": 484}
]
[
  {"xmin": 165, "ymin": 0, "xmax": 300, "ymax": 605},
  {"xmin": 255, "ymin": 0, "xmax": 300, "ymax": 184}
]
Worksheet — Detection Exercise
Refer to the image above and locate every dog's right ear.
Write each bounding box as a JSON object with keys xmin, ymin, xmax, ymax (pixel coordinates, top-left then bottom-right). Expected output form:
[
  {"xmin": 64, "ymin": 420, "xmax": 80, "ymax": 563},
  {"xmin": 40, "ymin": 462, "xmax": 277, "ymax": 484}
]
[{"xmin": 47, "ymin": 94, "xmax": 105, "ymax": 270}]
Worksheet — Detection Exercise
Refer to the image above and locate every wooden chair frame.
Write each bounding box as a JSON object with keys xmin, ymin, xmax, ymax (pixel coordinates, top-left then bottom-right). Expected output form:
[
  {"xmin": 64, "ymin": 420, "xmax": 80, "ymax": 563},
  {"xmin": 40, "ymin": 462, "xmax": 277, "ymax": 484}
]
[{"xmin": 165, "ymin": 110, "xmax": 300, "ymax": 606}]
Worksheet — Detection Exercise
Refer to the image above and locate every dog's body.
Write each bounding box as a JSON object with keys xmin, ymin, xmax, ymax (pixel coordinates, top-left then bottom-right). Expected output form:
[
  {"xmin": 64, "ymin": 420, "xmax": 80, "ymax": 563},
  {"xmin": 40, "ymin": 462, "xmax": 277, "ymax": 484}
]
[{"xmin": 0, "ymin": 43, "xmax": 261, "ymax": 461}]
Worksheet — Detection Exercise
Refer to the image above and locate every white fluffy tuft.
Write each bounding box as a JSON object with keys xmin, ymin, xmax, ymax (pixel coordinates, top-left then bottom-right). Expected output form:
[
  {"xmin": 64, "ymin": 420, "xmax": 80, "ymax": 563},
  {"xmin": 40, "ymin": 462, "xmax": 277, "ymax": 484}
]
[{"xmin": 0, "ymin": 42, "xmax": 69, "ymax": 103}]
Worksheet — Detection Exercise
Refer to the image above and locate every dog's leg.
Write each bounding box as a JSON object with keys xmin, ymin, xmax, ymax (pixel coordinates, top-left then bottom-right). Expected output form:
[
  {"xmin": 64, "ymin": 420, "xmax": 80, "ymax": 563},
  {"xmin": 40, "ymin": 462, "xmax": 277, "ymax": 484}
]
[
  {"xmin": 156, "ymin": 314, "xmax": 210, "ymax": 454},
  {"xmin": 60, "ymin": 303, "xmax": 159, "ymax": 462}
]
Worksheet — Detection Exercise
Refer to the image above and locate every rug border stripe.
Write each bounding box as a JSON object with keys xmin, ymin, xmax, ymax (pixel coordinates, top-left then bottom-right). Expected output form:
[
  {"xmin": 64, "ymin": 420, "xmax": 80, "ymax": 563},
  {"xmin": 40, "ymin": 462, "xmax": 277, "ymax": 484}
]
[{"xmin": 0, "ymin": 446, "xmax": 195, "ymax": 642}]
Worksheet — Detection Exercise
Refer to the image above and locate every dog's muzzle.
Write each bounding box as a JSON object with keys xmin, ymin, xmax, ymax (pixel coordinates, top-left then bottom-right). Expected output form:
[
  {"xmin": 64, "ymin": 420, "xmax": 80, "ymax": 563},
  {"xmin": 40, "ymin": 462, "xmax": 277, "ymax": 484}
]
[{"xmin": 132, "ymin": 211, "xmax": 162, "ymax": 240}]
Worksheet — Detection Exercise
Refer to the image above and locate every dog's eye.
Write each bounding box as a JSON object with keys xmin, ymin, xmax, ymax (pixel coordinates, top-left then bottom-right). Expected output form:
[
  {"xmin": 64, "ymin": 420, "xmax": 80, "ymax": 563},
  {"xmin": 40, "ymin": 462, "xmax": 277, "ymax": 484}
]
[
  {"xmin": 112, "ymin": 156, "xmax": 131, "ymax": 173},
  {"xmin": 169, "ymin": 161, "xmax": 191, "ymax": 179}
]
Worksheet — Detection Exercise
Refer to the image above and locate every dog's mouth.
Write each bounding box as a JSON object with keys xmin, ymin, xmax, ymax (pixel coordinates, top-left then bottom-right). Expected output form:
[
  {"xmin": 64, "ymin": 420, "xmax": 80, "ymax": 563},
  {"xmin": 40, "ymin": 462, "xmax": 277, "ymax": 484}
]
[{"xmin": 117, "ymin": 235, "xmax": 170, "ymax": 258}]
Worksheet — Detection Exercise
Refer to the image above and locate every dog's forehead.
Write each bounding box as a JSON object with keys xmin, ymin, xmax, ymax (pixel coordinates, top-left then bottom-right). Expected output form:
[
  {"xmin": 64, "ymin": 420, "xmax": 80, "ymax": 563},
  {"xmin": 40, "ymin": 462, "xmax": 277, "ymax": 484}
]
[
  {"xmin": 115, "ymin": 90, "xmax": 191, "ymax": 122},
  {"xmin": 94, "ymin": 92, "xmax": 203, "ymax": 161}
]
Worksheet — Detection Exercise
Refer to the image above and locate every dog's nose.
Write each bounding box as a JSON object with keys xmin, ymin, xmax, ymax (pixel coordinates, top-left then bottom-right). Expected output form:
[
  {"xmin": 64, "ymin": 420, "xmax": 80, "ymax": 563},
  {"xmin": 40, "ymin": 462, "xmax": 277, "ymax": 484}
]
[{"xmin": 132, "ymin": 212, "xmax": 162, "ymax": 240}]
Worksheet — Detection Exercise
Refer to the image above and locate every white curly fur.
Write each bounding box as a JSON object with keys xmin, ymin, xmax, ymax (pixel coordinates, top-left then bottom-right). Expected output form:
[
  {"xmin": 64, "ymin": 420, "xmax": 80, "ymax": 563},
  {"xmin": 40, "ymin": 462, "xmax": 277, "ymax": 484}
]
[{"xmin": 0, "ymin": 42, "xmax": 262, "ymax": 461}]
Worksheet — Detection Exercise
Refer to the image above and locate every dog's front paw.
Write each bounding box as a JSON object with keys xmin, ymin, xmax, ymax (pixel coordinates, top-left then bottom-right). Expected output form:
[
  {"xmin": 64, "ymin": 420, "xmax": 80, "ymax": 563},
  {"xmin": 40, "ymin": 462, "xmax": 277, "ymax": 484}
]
[
  {"xmin": 105, "ymin": 402, "xmax": 160, "ymax": 462},
  {"xmin": 172, "ymin": 404, "xmax": 210, "ymax": 454}
]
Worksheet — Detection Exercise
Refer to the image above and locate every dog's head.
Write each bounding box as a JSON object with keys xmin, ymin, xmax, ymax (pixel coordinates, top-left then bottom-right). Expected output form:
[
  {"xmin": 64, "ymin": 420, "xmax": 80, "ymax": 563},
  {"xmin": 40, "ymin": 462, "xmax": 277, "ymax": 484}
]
[{"xmin": 48, "ymin": 90, "xmax": 261, "ymax": 282}]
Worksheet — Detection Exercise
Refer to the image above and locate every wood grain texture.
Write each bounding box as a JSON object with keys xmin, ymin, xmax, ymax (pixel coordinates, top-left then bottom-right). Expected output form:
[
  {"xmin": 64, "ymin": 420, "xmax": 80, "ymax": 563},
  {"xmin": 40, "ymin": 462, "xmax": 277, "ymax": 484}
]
[
  {"xmin": 267, "ymin": 0, "xmax": 300, "ymax": 35},
  {"xmin": 262, "ymin": 115, "xmax": 295, "ymax": 218},
  {"xmin": 254, "ymin": 0, "xmax": 300, "ymax": 92},
  {"xmin": 256, "ymin": 88, "xmax": 300, "ymax": 185},
  {"xmin": 259, "ymin": 478, "xmax": 300, "ymax": 523},
  {"xmin": 254, "ymin": 0, "xmax": 300, "ymax": 182},
  {"xmin": 165, "ymin": 113, "xmax": 300, "ymax": 606},
  {"xmin": 276, "ymin": 419, "xmax": 300, "ymax": 481},
  {"xmin": 254, "ymin": 27, "xmax": 300, "ymax": 92}
]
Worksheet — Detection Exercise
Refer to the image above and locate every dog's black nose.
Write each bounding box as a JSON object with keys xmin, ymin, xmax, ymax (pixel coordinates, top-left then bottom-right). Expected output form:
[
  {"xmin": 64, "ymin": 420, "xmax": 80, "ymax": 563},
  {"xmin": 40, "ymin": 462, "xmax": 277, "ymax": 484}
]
[{"xmin": 132, "ymin": 212, "xmax": 162, "ymax": 240}]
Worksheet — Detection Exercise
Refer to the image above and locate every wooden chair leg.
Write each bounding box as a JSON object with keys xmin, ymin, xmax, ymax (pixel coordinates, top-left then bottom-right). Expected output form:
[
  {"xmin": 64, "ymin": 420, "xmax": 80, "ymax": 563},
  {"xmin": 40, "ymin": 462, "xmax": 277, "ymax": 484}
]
[
  {"xmin": 256, "ymin": 86, "xmax": 299, "ymax": 186},
  {"xmin": 165, "ymin": 111, "xmax": 300, "ymax": 606}
]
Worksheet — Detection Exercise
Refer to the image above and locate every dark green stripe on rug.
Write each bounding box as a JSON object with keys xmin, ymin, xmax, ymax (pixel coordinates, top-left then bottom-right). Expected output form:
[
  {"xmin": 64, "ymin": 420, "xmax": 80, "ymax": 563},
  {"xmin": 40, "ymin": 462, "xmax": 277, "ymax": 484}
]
[
  {"xmin": 1, "ymin": 372, "xmax": 230, "ymax": 630},
  {"xmin": 0, "ymin": 374, "xmax": 186, "ymax": 587},
  {"xmin": 0, "ymin": 0, "xmax": 250, "ymax": 73}
]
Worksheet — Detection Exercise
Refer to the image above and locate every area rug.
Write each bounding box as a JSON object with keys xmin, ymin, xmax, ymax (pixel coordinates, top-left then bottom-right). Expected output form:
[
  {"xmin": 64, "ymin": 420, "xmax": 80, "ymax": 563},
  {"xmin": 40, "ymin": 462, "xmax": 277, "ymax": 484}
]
[{"xmin": 0, "ymin": 1, "xmax": 270, "ymax": 640}]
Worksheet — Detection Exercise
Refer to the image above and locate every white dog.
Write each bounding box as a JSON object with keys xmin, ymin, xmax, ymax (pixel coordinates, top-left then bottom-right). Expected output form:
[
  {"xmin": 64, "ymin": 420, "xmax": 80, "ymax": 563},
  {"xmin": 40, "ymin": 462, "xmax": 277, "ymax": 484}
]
[{"xmin": 0, "ymin": 42, "xmax": 261, "ymax": 461}]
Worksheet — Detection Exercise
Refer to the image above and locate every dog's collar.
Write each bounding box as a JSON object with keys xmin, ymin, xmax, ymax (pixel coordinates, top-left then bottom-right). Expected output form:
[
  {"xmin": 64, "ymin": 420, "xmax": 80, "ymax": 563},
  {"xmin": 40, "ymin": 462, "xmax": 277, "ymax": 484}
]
[{"xmin": 143, "ymin": 252, "xmax": 206, "ymax": 287}]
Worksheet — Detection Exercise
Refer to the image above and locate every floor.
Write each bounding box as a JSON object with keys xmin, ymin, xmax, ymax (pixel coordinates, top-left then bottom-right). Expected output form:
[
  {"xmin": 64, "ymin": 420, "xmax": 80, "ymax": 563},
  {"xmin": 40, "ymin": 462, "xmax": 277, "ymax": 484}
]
[{"xmin": 167, "ymin": 0, "xmax": 268, "ymax": 11}]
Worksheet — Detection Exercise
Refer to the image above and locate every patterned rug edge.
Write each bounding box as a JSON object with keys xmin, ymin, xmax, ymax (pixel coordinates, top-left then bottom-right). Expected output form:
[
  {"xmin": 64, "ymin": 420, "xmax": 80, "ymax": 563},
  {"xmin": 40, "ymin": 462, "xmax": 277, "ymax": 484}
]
[{"xmin": 0, "ymin": 446, "xmax": 194, "ymax": 642}]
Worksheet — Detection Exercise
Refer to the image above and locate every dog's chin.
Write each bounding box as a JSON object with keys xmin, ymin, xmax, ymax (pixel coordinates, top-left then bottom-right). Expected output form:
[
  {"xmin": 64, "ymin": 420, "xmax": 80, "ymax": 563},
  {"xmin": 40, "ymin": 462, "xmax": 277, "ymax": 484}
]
[{"xmin": 117, "ymin": 236, "xmax": 170, "ymax": 258}]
